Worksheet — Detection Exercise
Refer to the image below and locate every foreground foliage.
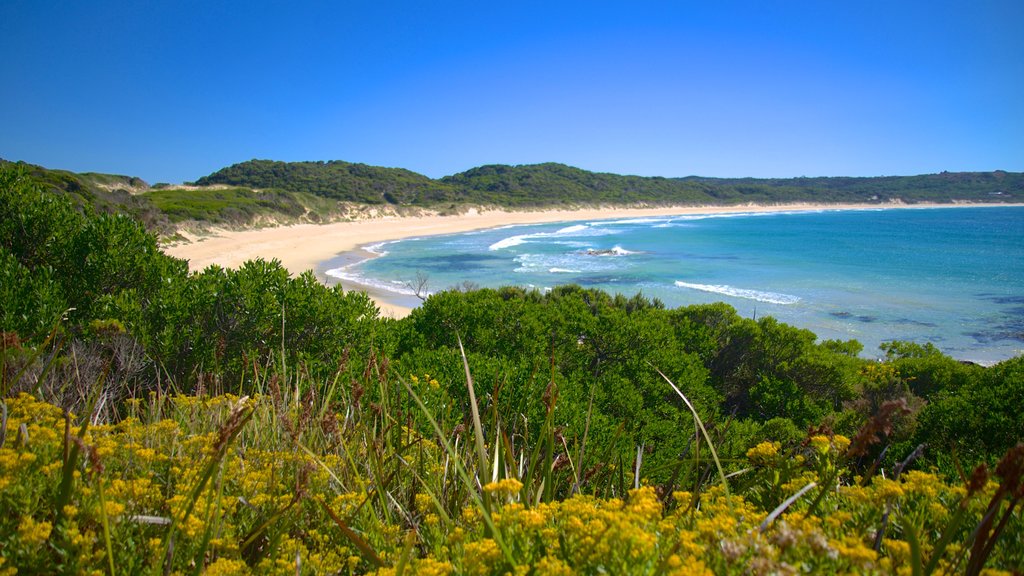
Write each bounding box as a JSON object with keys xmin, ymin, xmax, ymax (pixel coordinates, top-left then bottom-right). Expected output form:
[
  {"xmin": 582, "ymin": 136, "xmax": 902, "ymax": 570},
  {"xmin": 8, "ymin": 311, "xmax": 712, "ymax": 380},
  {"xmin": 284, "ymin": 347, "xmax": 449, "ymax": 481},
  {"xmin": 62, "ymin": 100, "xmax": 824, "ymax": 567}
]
[{"xmin": 1, "ymin": 389, "xmax": 1021, "ymax": 575}]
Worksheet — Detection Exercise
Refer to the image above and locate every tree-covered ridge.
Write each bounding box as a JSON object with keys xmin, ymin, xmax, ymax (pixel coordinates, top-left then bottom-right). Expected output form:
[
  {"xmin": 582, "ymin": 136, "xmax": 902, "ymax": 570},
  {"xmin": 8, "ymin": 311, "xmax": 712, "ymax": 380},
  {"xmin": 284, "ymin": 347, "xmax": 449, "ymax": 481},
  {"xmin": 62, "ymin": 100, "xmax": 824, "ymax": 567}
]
[
  {"xmin": 200, "ymin": 159, "xmax": 1024, "ymax": 207},
  {"xmin": 443, "ymin": 163, "xmax": 1024, "ymax": 205},
  {"xmin": 194, "ymin": 159, "xmax": 461, "ymax": 205}
]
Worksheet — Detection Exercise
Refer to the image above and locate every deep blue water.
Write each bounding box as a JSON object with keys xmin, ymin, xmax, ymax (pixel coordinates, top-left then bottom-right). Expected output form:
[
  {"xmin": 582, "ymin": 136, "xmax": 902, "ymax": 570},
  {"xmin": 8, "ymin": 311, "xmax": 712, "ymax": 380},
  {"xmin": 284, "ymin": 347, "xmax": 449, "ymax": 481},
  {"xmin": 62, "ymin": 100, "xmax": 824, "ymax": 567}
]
[{"xmin": 324, "ymin": 207, "xmax": 1024, "ymax": 364}]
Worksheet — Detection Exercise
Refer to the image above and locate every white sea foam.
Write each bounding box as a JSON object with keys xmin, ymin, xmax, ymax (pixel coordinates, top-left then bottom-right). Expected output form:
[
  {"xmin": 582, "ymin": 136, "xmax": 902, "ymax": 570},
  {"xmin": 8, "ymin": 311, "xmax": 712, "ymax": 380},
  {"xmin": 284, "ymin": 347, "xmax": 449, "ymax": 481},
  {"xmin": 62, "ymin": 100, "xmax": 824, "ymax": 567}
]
[
  {"xmin": 514, "ymin": 252, "xmax": 618, "ymax": 274},
  {"xmin": 594, "ymin": 217, "xmax": 672, "ymax": 226},
  {"xmin": 556, "ymin": 224, "xmax": 590, "ymax": 234},
  {"xmin": 489, "ymin": 235, "xmax": 530, "ymax": 250},
  {"xmin": 665, "ymin": 211, "xmax": 810, "ymax": 223},
  {"xmin": 325, "ymin": 266, "xmax": 426, "ymax": 297},
  {"xmin": 363, "ymin": 241, "xmax": 394, "ymax": 256},
  {"xmin": 674, "ymin": 281, "xmax": 801, "ymax": 305},
  {"xmin": 488, "ymin": 223, "xmax": 619, "ymax": 251}
]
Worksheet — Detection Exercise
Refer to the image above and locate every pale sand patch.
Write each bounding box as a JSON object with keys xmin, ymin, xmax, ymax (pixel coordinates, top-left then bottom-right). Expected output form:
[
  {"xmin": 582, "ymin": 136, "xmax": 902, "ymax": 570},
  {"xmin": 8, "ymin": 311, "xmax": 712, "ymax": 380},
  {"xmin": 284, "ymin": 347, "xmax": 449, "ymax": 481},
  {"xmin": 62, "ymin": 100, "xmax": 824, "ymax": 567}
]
[{"xmin": 164, "ymin": 202, "xmax": 1019, "ymax": 319}]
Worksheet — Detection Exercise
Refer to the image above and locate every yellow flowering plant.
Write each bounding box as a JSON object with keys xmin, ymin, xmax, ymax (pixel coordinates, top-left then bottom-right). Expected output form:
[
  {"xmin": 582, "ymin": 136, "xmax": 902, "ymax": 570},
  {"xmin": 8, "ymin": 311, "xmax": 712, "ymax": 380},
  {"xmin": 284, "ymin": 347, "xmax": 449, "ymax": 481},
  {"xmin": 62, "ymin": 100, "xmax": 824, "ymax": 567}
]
[{"xmin": 1, "ymin": 376, "xmax": 1021, "ymax": 574}]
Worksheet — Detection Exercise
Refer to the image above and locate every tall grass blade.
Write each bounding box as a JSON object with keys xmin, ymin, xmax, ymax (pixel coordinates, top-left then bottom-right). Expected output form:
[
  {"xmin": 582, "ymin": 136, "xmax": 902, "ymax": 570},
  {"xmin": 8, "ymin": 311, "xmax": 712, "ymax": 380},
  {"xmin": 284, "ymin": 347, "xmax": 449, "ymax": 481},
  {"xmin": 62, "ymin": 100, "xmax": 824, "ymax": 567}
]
[
  {"xmin": 904, "ymin": 520, "xmax": 925, "ymax": 576},
  {"xmin": 97, "ymin": 476, "xmax": 118, "ymax": 576},
  {"xmin": 759, "ymin": 481, "xmax": 817, "ymax": 533},
  {"xmin": 560, "ymin": 435, "xmax": 579, "ymax": 491},
  {"xmin": 634, "ymin": 443, "xmax": 644, "ymax": 490},
  {"xmin": 491, "ymin": 426, "xmax": 500, "ymax": 483},
  {"xmin": 160, "ymin": 401, "xmax": 253, "ymax": 574},
  {"xmin": 457, "ymin": 336, "xmax": 490, "ymax": 484},
  {"xmin": 651, "ymin": 364, "xmax": 730, "ymax": 499},
  {"xmin": 398, "ymin": 373, "xmax": 515, "ymax": 565},
  {"xmin": 240, "ymin": 494, "xmax": 299, "ymax": 566},
  {"xmin": 317, "ymin": 497, "xmax": 384, "ymax": 568},
  {"xmin": 921, "ymin": 505, "xmax": 967, "ymax": 574},
  {"xmin": 0, "ymin": 401, "xmax": 7, "ymax": 448},
  {"xmin": 192, "ymin": 467, "xmax": 228, "ymax": 576},
  {"xmin": 522, "ymin": 387, "xmax": 558, "ymax": 503},
  {"xmin": 574, "ymin": 381, "xmax": 596, "ymax": 494},
  {"xmin": 395, "ymin": 530, "xmax": 417, "ymax": 576},
  {"xmin": 55, "ymin": 374, "xmax": 106, "ymax": 527}
]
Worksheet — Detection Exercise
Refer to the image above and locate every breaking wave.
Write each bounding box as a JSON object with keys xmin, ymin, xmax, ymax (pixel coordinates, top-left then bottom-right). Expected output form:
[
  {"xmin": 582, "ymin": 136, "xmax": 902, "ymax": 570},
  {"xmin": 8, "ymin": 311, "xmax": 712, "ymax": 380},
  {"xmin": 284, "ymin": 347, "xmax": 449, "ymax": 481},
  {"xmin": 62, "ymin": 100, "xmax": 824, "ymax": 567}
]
[
  {"xmin": 674, "ymin": 281, "xmax": 801, "ymax": 305},
  {"xmin": 489, "ymin": 223, "xmax": 617, "ymax": 251},
  {"xmin": 324, "ymin": 264, "xmax": 425, "ymax": 298}
]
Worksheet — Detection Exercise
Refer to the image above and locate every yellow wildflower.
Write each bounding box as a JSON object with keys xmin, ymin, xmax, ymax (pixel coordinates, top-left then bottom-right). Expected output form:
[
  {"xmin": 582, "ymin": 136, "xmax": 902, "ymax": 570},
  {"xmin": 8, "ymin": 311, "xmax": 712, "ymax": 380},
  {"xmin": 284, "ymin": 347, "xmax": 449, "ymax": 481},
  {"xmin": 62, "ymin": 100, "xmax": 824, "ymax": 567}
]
[
  {"xmin": 810, "ymin": 435, "xmax": 831, "ymax": 455},
  {"xmin": 483, "ymin": 477, "xmax": 523, "ymax": 497},
  {"xmin": 535, "ymin": 555, "xmax": 573, "ymax": 576},
  {"xmin": 18, "ymin": 516, "xmax": 52, "ymax": 547},
  {"xmin": 415, "ymin": 492, "xmax": 434, "ymax": 512},
  {"xmin": 746, "ymin": 441, "xmax": 780, "ymax": 464},
  {"xmin": 462, "ymin": 539, "xmax": 502, "ymax": 576},
  {"xmin": 874, "ymin": 477, "xmax": 905, "ymax": 501},
  {"xmin": 884, "ymin": 538, "xmax": 911, "ymax": 563},
  {"xmin": 832, "ymin": 434, "xmax": 851, "ymax": 453},
  {"xmin": 411, "ymin": 558, "xmax": 453, "ymax": 576},
  {"xmin": 204, "ymin": 557, "xmax": 248, "ymax": 576}
]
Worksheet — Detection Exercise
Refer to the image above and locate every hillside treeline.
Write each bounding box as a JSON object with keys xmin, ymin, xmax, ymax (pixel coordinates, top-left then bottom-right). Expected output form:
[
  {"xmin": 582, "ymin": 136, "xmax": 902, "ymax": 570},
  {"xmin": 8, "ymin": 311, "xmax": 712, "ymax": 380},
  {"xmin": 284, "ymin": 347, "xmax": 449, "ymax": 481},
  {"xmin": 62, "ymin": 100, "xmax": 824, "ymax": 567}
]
[{"xmin": 199, "ymin": 159, "xmax": 1023, "ymax": 207}]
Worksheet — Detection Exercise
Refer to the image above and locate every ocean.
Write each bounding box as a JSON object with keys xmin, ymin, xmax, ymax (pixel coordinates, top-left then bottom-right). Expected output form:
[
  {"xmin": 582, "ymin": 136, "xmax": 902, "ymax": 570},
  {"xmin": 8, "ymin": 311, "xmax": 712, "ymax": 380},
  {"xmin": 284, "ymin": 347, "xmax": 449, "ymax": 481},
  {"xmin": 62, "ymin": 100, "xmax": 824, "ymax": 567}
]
[{"xmin": 324, "ymin": 206, "xmax": 1024, "ymax": 364}]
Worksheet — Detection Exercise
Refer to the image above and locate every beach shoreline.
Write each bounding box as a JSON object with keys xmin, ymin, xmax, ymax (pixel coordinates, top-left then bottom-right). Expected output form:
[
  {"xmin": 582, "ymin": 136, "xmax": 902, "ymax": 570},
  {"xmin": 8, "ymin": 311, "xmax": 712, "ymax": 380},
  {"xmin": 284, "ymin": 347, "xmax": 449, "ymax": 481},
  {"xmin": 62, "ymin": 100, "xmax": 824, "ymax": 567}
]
[{"xmin": 164, "ymin": 202, "xmax": 1021, "ymax": 319}]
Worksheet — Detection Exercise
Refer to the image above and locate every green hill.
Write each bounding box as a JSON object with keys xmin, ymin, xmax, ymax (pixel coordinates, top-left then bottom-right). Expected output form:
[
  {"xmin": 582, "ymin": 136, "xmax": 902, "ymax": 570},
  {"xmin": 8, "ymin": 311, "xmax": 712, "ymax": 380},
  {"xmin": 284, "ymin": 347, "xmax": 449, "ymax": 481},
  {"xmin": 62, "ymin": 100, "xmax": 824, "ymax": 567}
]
[
  {"xmin": 3, "ymin": 160, "xmax": 353, "ymax": 233},
  {"xmin": 199, "ymin": 159, "xmax": 1024, "ymax": 207},
  {"xmin": 194, "ymin": 159, "xmax": 461, "ymax": 205},
  {"xmin": 0, "ymin": 158, "xmax": 173, "ymax": 232},
  {"xmin": 8, "ymin": 158, "xmax": 1023, "ymax": 237}
]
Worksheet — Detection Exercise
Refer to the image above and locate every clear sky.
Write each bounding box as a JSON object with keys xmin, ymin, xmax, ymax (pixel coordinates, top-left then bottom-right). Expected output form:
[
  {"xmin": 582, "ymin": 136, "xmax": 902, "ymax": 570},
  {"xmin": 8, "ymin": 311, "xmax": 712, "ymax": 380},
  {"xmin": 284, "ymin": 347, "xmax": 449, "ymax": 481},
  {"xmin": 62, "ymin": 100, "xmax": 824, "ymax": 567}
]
[{"xmin": 1, "ymin": 1, "xmax": 1022, "ymax": 184}]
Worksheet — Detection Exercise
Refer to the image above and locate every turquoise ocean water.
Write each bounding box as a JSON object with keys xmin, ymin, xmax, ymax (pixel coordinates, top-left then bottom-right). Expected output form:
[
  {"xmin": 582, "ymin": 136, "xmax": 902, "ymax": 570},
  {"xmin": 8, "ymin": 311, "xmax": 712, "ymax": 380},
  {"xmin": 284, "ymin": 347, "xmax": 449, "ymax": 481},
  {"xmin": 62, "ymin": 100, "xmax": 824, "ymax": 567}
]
[{"xmin": 324, "ymin": 207, "xmax": 1024, "ymax": 364}]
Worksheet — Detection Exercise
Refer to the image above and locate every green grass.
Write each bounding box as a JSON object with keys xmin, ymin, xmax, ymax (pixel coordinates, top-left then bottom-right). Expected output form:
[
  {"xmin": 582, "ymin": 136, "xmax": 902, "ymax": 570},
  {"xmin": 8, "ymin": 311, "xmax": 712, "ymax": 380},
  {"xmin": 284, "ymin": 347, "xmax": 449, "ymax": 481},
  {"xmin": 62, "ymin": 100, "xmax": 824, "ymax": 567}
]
[{"xmin": 144, "ymin": 187, "xmax": 309, "ymax": 223}]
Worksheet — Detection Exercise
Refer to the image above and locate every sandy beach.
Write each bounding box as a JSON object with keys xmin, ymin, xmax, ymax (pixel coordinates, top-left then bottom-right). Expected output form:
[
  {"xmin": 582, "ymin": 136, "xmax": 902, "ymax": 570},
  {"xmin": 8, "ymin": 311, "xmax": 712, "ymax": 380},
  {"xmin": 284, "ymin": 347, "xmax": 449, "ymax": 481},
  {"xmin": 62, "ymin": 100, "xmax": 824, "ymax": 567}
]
[{"xmin": 164, "ymin": 202, "xmax": 1014, "ymax": 318}]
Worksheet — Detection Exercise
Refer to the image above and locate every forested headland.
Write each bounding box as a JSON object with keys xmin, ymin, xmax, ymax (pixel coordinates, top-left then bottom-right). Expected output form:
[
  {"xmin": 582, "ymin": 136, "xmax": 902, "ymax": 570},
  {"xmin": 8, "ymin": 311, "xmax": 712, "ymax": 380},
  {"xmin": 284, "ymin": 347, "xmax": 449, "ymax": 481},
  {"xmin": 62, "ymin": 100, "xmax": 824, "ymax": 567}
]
[{"xmin": 1, "ymin": 163, "xmax": 1022, "ymax": 573}]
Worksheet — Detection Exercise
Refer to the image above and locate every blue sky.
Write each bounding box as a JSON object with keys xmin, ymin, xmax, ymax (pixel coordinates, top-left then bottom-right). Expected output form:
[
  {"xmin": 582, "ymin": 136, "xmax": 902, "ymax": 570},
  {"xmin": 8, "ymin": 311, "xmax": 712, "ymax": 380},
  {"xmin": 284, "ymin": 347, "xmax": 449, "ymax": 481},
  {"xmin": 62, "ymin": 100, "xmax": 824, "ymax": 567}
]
[{"xmin": 1, "ymin": 1, "xmax": 1022, "ymax": 183}]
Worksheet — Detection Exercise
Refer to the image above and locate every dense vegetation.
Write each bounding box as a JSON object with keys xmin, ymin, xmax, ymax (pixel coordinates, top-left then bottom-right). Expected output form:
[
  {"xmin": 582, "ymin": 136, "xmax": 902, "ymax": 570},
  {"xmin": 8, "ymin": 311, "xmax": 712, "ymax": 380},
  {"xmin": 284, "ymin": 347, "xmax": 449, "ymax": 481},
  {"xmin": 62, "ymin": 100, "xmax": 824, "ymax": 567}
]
[
  {"xmin": 2, "ymin": 164, "xmax": 1022, "ymax": 573},
  {"xmin": 146, "ymin": 186, "xmax": 309, "ymax": 224},
  {"xmin": 0, "ymin": 158, "xmax": 173, "ymax": 233},
  {"xmin": 0, "ymin": 160, "xmax": 355, "ymax": 233},
  {"xmin": 201, "ymin": 159, "xmax": 1024, "ymax": 207},
  {"xmin": 196, "ymin": 159, "xmax": 461, "ymax": 205}
]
